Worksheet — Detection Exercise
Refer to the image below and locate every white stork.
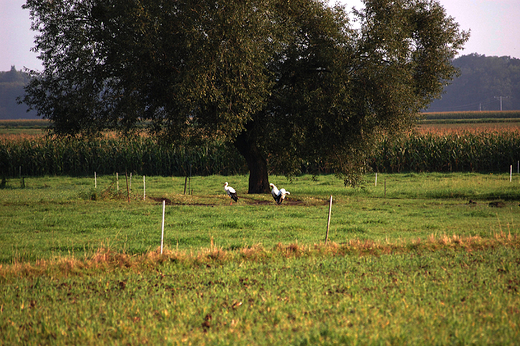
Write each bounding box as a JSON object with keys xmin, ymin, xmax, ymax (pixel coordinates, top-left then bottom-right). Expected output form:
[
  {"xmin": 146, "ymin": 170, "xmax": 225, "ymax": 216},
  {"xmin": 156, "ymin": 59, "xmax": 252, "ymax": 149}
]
[
  {"xmin": 224, "ymin": 182, "xmax": 238, "ymax": 203},
  {"xmin": 279, "ymin": 188, "xmax": 290, "ymax": 203},
  {"xmin": 270, "ymin": 183, "xmax": 290, "ymax": 205}
]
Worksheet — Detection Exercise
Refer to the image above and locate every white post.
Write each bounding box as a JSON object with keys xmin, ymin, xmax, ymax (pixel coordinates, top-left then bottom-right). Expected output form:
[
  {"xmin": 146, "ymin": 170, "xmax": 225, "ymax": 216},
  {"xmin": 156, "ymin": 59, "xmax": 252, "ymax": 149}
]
[
  {"xmin": 116, "ymin": 172, "xmax": 119, "ymax": 191},
  {"xmin": 143, "ymin": 175, "xmax": 146, "ymax": 200},
  {"xmin": 325, "ymin": 195, "xmax": 332, "ymax": 244},
  {"xmin": 161, "ymin": 200, "xmax": 165, "ymax": 254},
  {"xmin": 375, "ymin": 173, "xmax": 378, "ymax": 187},
  {"xmin": 510, "ymin": 165, "xmax": 513, "ymax": 182},
  {"xmin": 94, "ymin": 172, "xmax": 97, "ymax": 188},
  {"xmin": 129, "ymin": 173, "xmax": 132, "ymax": 191}
]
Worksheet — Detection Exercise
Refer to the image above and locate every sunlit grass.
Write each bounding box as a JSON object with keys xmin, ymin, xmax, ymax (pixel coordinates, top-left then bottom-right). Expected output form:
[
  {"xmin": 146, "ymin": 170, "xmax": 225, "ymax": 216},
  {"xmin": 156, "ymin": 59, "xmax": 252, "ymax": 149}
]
[
  {"xmin": 1, "ymin": 235, "xmax": 519, "ymax": 345},
  {"xmin": 1, "ymin": 173, "xmax": 520, "ymax": 344},
  {"xmin": 1, "ymin": 173, "xmax": 519, "ymax": 264}
]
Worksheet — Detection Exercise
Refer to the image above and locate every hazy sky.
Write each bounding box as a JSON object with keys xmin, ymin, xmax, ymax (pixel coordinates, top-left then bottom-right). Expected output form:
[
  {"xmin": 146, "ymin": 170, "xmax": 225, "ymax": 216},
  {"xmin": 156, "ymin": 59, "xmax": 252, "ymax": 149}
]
[{"xmin": 1, "ymin": 0, "xmax": 519, "ymax": 71}]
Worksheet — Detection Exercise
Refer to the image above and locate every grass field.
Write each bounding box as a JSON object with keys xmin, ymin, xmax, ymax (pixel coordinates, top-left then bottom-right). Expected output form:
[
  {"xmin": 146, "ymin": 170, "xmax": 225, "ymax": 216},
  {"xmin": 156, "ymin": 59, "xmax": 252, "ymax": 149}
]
[
  {"xmin": 1, "ymin": 173, "xmax": 519, "ymax": 262},
  {"xmin": 1, "ymin": 116, "xmax": 519, "ymax": 344},
  {"xmin": 2, "ymin": 243, "xmax": 518, "ymax": 345},
  {"xmin": 1, "ymin": 173, "xmax": 519, "ymax": 344}
]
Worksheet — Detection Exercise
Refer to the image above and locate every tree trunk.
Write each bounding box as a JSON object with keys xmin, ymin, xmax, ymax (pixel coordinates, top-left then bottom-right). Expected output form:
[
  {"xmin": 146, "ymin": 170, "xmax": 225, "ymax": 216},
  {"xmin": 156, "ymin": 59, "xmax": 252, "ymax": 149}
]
[{"xmin": 234, "ymin": 131, "xmax": 270, "ymax": 194}]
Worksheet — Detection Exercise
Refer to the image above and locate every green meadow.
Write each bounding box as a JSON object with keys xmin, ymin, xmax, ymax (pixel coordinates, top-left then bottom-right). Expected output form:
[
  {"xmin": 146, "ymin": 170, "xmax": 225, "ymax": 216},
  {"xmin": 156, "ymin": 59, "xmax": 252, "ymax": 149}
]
[
  {"xmin": 1, "ymin": 173, "xmax": 519, "ymax": 344},
  {"xmin": 1, "ymin": 173, "xmax": 519, "ymax": 261}
]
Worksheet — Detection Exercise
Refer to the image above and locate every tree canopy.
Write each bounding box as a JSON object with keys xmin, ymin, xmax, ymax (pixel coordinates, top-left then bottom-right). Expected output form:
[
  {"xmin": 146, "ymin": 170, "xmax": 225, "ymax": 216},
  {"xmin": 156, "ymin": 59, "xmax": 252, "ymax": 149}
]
[{"xmin": 22, "ymin": 0, "xmax": 468, "ymax": 192}]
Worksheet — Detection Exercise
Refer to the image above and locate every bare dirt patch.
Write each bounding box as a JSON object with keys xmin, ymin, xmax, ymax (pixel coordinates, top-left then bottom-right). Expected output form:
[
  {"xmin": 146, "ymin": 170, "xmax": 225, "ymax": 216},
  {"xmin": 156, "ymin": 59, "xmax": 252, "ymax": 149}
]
[
  {"xmin": 147, "ymin": 196, "xmax": 215, "ymax": 206},
  {"xmin": 147, "ymin": 195, "xmax": 317, "ymax": 206}
]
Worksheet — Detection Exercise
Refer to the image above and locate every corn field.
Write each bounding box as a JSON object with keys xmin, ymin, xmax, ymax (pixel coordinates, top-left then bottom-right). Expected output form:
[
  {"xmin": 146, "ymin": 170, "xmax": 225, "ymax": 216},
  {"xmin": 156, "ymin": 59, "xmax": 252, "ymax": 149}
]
[
  {"xmin": 0, "ymin": 137, "xmax": 248, "ymax": 177},
  {"xmin": 1, "ymin": 131, "xmax": 519, "ymax": 177},
  {"xmin": 370, "ymin": 131, "xmax": 520, "ymax": 173}
]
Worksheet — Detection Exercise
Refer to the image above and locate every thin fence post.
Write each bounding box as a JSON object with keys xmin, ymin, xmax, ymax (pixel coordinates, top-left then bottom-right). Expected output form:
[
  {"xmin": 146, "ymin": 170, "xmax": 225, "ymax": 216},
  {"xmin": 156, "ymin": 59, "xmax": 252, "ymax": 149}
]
[
  {"xmin": 325, "ymin": 195, "xmax": 332, "ymax": 244},
  {"xmin": 161, "ymin": 200, "xmax": 165, "ymax": 254},
  {"xmin": 125, "ymin": 172, "xmax": 130, "ymax": 203},
  {"xmin": 116, "ymin": 172, "xmax": 119, "ymax": 191},
  {"xmin": 143, "ymin": 175, "xmax": 146, "ymax": 201},
  {"xmin": 510, "ymin": 165, "xmax": 513, "ymax": 182},
  {"xmin": 94, "ymin": 172, "xmax": 97, "ymax": 189}
]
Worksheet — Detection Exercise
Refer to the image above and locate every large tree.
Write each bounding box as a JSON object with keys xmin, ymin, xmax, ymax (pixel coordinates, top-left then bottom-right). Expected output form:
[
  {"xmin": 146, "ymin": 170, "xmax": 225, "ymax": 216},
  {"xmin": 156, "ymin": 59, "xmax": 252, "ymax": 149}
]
[{"xmin": 22, "ymin": 0, "xmax": 468, "ymax": 192}]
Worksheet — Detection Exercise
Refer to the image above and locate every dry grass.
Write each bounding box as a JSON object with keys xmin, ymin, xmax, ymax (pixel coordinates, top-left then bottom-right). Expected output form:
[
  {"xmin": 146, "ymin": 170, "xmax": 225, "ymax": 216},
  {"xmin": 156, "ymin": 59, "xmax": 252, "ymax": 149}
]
[
  {"xmin": 0, "ymin": 132, "xmax": 45, "ymax": 142},
  {"xmin": 416, "ymin": 122, "xmax": 520, "ymax": 135},
  {"xmin": 2, "ymin": 232, "xmax": 518, "ymax": 280}
]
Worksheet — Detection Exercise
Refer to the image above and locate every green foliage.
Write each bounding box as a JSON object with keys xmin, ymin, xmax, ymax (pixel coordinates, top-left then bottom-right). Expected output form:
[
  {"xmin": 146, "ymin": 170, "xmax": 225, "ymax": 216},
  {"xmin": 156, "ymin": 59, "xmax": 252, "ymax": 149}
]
[
  {"xmin": 22, "ymin": 0, "xmax": 274, "ymax": 139},
  {"xmin": 21, "ymin": 0, "xmax": 469, "ymax": 190}
]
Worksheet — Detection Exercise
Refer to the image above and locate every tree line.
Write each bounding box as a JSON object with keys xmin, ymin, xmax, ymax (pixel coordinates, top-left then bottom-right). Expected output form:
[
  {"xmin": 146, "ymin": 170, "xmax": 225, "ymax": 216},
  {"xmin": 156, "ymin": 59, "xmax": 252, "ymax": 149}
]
[
  {"xmin": 4, "ymin": 54, "xmax": 518, "ymax": 119},
  {"xmin": 0, "ymin": 66, "xmax": 37, "ymax": 120},
  {"xmin": 426, "ymin": 54, "xmax": 520, "ymax": 112}
]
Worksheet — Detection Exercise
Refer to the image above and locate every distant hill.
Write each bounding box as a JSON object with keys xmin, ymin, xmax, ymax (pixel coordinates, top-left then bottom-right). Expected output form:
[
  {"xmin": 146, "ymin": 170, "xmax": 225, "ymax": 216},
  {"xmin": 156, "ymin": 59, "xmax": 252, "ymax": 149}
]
[
  {"xmin": 425, "ymin": 54, "xmax": 520, "ymax": 112},
  {"xmin": 3, "ymin": 54, "xmax": 520, "ymax": 119},
  {"xmin": 0, "ymin": 66, "xmax": 38, "ymax": 119}
]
